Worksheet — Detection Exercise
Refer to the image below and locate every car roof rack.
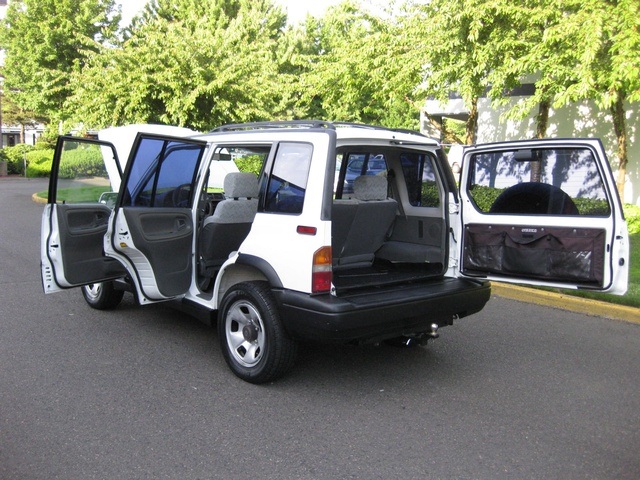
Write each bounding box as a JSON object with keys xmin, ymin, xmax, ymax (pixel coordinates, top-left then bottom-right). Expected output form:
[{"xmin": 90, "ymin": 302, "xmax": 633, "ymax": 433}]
[
  {"xmin": 210, "ymin": 120, "xmax": 335, "ymax": 133},
  {"xmin": 332, "ymin": 122, "xmax": 429, "ymax": 138}
]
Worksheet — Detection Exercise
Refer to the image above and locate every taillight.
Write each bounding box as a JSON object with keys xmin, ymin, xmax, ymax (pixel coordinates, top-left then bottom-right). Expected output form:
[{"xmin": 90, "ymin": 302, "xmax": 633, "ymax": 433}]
[{"xmin": 312, "ymin": 246, "xmax": 332, "ymax": 293}]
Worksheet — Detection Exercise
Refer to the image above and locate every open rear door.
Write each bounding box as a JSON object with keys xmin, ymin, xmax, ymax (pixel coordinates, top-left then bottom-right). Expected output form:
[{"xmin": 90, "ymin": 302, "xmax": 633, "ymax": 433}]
[
  {"xmin": 458, "ymin": 138, "xmax": 628, "ymax": 294},
  {"xmin": 41, "ymin": 137, "xmax": 126, "ymax": 293},
  {"xmin": 102, "ymin": 134, "xmax": 207, "ymax": 303}
]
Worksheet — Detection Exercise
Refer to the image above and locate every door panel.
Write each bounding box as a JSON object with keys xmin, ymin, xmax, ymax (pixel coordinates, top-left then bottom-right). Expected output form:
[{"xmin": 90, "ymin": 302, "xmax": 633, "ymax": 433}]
[
  {"xmin": 56, "ymin": 204, "xmax": 126, "ymax": 285},
  {"xmin": 121, "ymin": 208, "xmax": 193, "ymax": 297},
  {"xmin": 459, "ymin": 138, "xmax": 628, "ymax": 294}
]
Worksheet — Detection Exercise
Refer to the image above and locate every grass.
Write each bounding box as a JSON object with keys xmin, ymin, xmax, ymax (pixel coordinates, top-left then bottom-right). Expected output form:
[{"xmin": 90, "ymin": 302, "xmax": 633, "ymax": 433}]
[
  {"xmin": 36, "ymin": 185, "xmax": 113, "ymax": 203},
  {"xmin": 554, "ymin": 233, "xmax": 640, "ymax": 308}
]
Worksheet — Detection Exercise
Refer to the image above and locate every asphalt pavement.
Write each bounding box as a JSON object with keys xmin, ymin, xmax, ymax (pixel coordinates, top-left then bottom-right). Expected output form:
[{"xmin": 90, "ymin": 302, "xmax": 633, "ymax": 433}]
[{"xmin": 1, "ymin": 176, "xmax": 639, "ymax": 479}]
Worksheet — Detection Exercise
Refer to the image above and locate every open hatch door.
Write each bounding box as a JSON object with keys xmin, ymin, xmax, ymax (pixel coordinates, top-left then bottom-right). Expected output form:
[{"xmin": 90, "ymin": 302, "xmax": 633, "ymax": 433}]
[
  {"xmin": 458, "ymin": 138, "xmax": 628, "ymax": 295},
  {"xmin": 41, "ymin": 133, "xmax": 207, "ymax": 304}
]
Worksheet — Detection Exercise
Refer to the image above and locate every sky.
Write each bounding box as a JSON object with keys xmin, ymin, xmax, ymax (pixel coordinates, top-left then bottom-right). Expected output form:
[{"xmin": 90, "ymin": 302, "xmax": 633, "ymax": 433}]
[{"xmin": 117, "ymin": 0, "xmax": 343, "ymax": 26}]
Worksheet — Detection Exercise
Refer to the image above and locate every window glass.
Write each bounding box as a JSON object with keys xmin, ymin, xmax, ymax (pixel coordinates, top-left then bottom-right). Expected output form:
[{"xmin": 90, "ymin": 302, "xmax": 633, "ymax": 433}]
[
  {"xmin": 123, "ymin": 138, "xmax": 163, "ymax": 207},
  {"xmin": 467, "ymin": 148, "xmax": 610, "ymax": 216},
  {"xmin": 54, "ymin": 139, "xmax": 117, "ymax": 206},
  {"xmin": 264, "ymin": 142, "xmax": 313, "ymax": 214},
  {"xmin": 122, "ymin": 137, "xmax": 204, "ymax": 208},
  {"xmin": 155, "ymin": 142, "xmax": 202, "ymax": 207},
  {"xmin": 400, "ymin": 152, "xmax": 440, "ymax": 207},
  {"xmin": 206, "ymin": 146, "xmax": 270, "ymax": 192},
  {"xmin": 340, "ymin": 152, "xmax": 387, "ymax": 195}
]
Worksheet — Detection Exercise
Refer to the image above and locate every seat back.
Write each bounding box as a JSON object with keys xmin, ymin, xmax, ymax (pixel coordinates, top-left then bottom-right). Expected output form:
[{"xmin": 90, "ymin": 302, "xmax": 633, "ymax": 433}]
[
  {"xmin": 331, "ymin": 198, "xmax": 359, "ymax": 265},
  {"xmin": 199, "ymin": 172, "xmax": 259, "ymax": 273},
  {"xmin": 334, "ymin": 175, "xmax": 397, "ymax": 269}
]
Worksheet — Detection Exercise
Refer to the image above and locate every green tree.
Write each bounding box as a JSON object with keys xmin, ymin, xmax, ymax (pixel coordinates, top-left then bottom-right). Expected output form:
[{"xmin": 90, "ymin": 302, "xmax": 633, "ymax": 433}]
[
  {"xmin": 485, "ymin": 0, "xmax": 581, "ymax": 142},
  {"xmin": 0, "ymin": 0, "xmax": 120, "ymax": 125},
  {"xmin": 454, "ymin": 0, "xmax": 638, "ymax": 197},
  {"xmin": 297, "ymin": 1, "xmax": 421, "ymax": 129},
  {"xmin": 410, "ymin": 0, "xmax": 555, "ymax": 145},
  {"xmin": 68, "ymin": 0, "xmax": 288, "ymax": 130},
  {"xmin": 0, "ymin": 94, "xmax": 47, "ymax": 145},
  {"xmin": 551, "ymin": 0, "xmax": 640, "ymax": 199},
  {"xmin": 409, "ymin": 0, "xmax": 493, "ymax": 144}
]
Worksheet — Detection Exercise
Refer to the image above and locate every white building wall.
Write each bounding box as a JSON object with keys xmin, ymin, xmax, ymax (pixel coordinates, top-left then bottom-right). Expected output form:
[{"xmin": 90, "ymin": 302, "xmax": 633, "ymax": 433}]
[{"xmin": 423, "ymin": 97, "xmax": 639, "ymax": 205}]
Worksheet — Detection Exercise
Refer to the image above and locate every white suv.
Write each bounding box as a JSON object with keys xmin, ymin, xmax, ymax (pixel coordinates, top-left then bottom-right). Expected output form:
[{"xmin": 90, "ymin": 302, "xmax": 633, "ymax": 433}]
[{"xmin": 41, "ymin": 121, "xmax": 629, "ymax": 383}]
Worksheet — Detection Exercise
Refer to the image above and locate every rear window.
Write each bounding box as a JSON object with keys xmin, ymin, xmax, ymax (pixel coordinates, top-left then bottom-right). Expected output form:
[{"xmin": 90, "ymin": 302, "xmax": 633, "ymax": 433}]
[
  {"xmin": 335, "ymin": 152, "xmax": 388, "ymax": 196},
  {"xmin": 467, "ymin": 147, "xmax": 611, "ymax": 216}
]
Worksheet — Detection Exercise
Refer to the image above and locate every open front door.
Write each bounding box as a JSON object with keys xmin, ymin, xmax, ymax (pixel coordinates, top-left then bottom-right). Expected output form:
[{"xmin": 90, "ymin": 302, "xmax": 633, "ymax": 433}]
[
  {"xmin": 41, "ymin": 136, "xmax": 126, "ymax": 293},
  {"xmin": 459, "ymin": 138, "xmax": 628, "ymax": 295}
]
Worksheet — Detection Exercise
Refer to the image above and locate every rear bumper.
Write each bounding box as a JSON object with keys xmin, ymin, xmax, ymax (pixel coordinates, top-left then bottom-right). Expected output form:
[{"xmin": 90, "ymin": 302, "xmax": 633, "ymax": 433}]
[{"xmin": 273, "ymin": 278, "xmax": 491, "ymax": 343}]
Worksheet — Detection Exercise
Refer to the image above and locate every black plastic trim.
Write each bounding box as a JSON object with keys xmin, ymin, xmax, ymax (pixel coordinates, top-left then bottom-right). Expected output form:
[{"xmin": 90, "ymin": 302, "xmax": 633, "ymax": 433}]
[
  {"xmin": 273, "ymin": 278, "xmax": 491, "ymax": 343},
  {"xmin": 322, "ymin": 130, "xmax": 338, "ymax": 221},
  {"xmin": 235, "ymin": 254, "xmax": 284, "ymax": 288}
]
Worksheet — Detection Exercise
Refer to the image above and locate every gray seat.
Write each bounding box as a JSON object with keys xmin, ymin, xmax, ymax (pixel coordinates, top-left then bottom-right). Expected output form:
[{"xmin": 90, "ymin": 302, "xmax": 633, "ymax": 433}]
[
  {"xmin": 199, "ymin": 172, "xmax": 258, "ymax": 276},
  {"xmin": 333, "ymin": 175, "xmax": 397, "ymax": 270}
]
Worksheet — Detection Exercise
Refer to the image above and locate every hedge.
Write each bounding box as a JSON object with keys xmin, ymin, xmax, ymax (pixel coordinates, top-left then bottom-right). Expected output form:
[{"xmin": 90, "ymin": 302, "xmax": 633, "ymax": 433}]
[
  {"xmin": 58, "ymin": 147, "xmax": 106, "ymax": 179},
  {"xmin": 469, "ymin": 184, "xmax": 612, "ymax": 216},
  {"xmin": 3, "ymin": 144, "xmax": 34, "ymax": 175}
]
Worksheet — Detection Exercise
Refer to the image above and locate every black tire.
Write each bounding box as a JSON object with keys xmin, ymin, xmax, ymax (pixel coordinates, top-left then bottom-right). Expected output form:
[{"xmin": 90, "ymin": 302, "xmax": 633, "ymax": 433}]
[
  {"xmin": 81, "ymin": 281, "xmax": 125, "ymax": 310},
  {"xmin": 218, "ymin": 281, "xmax": 298, "ymax": 384}
]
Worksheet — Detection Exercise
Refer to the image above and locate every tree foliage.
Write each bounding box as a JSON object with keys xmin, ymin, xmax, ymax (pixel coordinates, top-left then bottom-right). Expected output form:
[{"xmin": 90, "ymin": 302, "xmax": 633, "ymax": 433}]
[
  {"xmin": 297, "ymin": 1, "xmax": 421, "ymax": 129},
  {"xmin": 0, "ymin": 0, "xmax": 638, "ymax": 198},
  {"xmin": 68, "ymin": 0, "xmax": 288, "ymax": 131},
  {"xmin": 0, "ymin": 0, "xmax": 120, "ymax": 123}
]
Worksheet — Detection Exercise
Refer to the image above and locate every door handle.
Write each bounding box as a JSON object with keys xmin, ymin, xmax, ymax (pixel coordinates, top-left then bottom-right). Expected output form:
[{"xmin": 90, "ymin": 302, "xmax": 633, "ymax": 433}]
[{"xmin": 176, "ymin": 218, "xmax": 187, "ymax": 231}]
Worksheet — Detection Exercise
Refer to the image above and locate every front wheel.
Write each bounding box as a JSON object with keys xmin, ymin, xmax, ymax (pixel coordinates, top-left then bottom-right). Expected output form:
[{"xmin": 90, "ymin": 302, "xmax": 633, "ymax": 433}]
[
  {"xmin": 218, "ymin": 281, "xmax": 298, "ymax": 384},
  {"xmin": 81, "ymin": 281, "xmax": 125, "ymax": 310}
]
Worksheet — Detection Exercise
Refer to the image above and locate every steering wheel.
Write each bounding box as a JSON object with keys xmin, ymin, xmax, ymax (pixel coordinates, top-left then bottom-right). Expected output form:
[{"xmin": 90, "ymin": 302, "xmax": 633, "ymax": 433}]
[{"xmin": 171, "ymin": 183, "xmax": 192, "ymax": 208}]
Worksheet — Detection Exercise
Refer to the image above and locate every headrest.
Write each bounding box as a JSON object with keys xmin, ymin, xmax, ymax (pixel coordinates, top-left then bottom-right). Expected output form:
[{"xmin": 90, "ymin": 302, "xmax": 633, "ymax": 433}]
[
  {"xmin": 224, "ymin": 172, "xmax": 259, "ymax": 199},
  {"xmin": 353, "ymin": 175, "xmax": 388, "ymax": 201}
]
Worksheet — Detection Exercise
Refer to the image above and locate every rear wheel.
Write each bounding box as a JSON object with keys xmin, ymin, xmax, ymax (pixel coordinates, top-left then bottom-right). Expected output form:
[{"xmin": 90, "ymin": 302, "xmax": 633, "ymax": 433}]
[
  {"xmin": 81, "ymin": 281, "xmax": 124, "ymax": 310},
  {"xmin": 218, "ymin": 281, "xmax": 298, "ymax": 384}
]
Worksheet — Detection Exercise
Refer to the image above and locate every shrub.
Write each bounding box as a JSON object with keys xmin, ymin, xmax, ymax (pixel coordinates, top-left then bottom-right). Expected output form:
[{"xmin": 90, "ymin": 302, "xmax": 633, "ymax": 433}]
[
  {"xmin": 58, "ymin": 146, "xmax": 105, "ymax": 179},
  {"xmin": 468, "ymin": 185, "xmax": 504, "ymax": 212},
  {"xmin": 572, "ymin": 197, "xmax": 611, "ymax": 216},
  {"xmin": 421, "ymin": 182, "xmax": 440, "ymax": 207},
  {"xmin": 26, "ymin": 159, "xmax": 53, "ymax": 177},
  {"xmin": 34, "ymin": 139, "xmax": 55, "ymax": 150},
  {"xmin": 4, "ymin": 144, "xmax": 34, "ymax": 175},
  {"xmin": 624, "ymin": 204, "xmax": 640, "ymax": 235},
  {"xmin": 24, "ymin": 149, "xmax": 54, "ymax": 177},
  {"xmin": 26, "ymin": 149, "xmax": 53, "ymax": 165}
]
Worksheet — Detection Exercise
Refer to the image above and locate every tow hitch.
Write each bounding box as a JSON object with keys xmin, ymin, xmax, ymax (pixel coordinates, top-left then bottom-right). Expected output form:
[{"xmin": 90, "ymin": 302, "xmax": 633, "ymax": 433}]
[{"xmin": 385, "ymin": 324, "xmax": 440, "ymax": 348}]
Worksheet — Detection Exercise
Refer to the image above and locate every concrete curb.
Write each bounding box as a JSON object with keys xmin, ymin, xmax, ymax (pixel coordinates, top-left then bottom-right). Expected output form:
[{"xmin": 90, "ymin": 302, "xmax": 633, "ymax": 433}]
[
  {"xmin": 32, "ymin": 192, "xmax": 47, "ymax": 204},
  {"xmin": 491, "ymin": 282, "xmax": 640, "ymax": 325}
]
